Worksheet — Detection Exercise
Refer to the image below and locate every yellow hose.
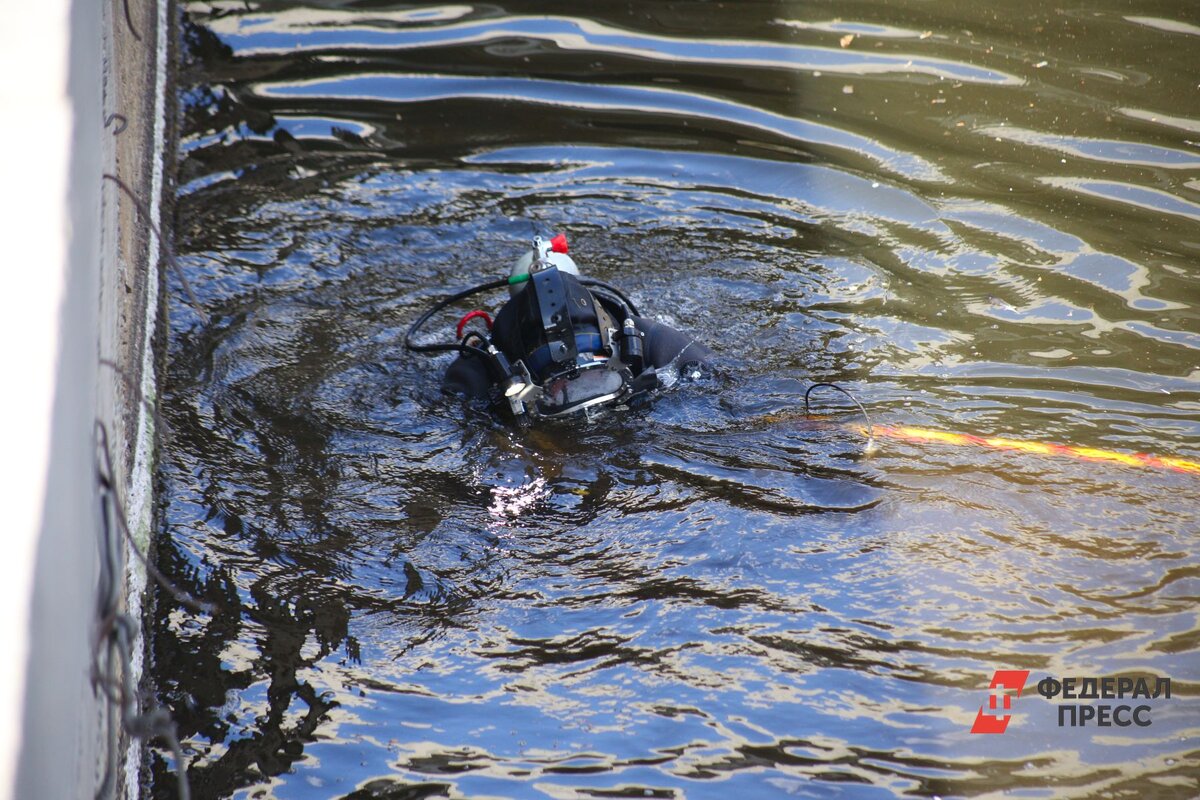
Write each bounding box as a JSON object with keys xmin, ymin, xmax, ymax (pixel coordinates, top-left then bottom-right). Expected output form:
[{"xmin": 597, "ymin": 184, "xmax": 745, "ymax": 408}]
[{"xmin": 857, "ymin": 424, "xmax": 1200, "ymax": 476}]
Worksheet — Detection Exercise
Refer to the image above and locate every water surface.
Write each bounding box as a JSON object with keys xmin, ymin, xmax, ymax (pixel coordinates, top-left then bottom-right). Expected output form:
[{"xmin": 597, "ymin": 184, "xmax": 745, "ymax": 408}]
[{"xmin": 152, "ymin": 2, "xmax": 1200, "ymax": 798}]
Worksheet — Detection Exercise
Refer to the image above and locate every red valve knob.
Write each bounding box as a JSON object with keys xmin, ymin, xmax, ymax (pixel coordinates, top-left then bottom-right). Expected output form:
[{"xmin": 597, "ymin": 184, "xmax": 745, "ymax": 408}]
[{"xmin": 455, "ymin": 310, "xmax": 493, "ymax": 339}]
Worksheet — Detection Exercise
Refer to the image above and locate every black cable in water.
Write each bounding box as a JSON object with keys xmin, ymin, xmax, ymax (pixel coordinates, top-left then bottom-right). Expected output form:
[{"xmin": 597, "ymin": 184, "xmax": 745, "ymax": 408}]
[
  {"xmin": 804, "ymin": 382, "xmax": 875, "ymax": 454},
  {"xmin": 95, "ymin": 421, "xmax": 216, "ymax": 615},
  {"xmin": 93, "ymin": 420, "xmax": 195, "ymax": 800},
  {"xmin": 102, "ymin": 173, "xmax": 210, "ymax": 326},
  {"xmin": 404, "ymin": 277, "xmax": 510, "ymax": 357}
]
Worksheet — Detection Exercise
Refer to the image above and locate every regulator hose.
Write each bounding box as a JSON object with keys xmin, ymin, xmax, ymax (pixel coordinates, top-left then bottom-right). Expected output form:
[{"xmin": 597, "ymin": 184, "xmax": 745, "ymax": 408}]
[{"xmin": 404, "ymin": 277, "xmax": 511, "ymax": 357}]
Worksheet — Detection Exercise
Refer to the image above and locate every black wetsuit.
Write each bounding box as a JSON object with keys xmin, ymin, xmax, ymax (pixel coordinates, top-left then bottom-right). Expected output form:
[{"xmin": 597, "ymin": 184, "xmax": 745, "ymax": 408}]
[{"xmin": 444, "ymin": 294, "xmax": 711, "ymax": 400}]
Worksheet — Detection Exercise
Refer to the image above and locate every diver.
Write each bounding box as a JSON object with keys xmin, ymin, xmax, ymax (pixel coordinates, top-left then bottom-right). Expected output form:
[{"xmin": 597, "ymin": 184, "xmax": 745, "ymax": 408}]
[{"xmin": 405, "ymin": 234, "xmax": 711, "ymax": 421}]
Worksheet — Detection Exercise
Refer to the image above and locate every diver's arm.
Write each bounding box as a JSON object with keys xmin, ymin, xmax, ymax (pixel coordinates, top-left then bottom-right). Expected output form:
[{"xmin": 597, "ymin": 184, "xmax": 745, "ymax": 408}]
[
  {"xmin": 633, "ymin": 317, "xmax": 712, "ymax": 369},
  {"xmin": 443, "ymin": 353, "xmax": 493, "ymax": 398}
]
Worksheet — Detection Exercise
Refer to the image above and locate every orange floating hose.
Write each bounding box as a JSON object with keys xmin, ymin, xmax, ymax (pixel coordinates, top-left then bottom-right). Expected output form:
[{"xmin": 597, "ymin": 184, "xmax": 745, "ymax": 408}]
[{"xmin": 858, "ymin": 424, "xmax": 1200, "ymax": 476}]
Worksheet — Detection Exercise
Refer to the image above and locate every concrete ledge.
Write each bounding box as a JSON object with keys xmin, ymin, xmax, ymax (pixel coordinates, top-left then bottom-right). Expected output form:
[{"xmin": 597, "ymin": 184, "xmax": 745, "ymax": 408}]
[{"xmin": 3, "ymin": 0, "xmax": 173, "ymax": 796}]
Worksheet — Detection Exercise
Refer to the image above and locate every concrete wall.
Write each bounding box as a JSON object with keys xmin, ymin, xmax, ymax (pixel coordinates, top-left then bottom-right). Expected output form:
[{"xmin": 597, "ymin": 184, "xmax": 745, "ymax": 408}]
[{"xmin": 0, "ymin": 0, "xmax": 172, "ymax": 796}]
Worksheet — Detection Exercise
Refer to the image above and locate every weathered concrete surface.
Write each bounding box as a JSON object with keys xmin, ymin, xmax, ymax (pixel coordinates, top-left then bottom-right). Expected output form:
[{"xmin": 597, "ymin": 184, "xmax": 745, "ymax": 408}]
[
  {"xmin": 8, "ymin": 0, "xmax": 172, "ymax": 796},
  {"xmin": 102, "ymin": 0, "xmax": 169, "ymax": 512}
]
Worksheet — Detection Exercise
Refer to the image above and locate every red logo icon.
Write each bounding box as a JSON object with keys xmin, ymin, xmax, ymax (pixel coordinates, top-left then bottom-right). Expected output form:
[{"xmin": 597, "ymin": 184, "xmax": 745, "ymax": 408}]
[{"xmin": 970, "ymin": 670, "xmax": 1030, "ymax": 734}]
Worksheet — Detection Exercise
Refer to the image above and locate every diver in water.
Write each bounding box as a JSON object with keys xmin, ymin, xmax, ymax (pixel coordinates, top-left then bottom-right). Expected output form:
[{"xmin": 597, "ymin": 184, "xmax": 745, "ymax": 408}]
[{"xmin": 406, "ymin": 234, "xmax": 711, "ymax": 421}]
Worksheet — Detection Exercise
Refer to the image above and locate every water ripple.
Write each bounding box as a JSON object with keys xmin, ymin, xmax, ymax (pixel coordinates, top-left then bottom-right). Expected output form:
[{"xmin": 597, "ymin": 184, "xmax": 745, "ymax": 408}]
[
  {"xmin": 978, "ymin": 124, "xmax": 1200, "ymax": 169},
  {"xmin": 1040, "ymin": 177, "xmax": 1200, "ymax": 222},
  {"xmin": 257, "ymin": 73, "xmax": 946, "ymax": 181},
  {"xmin": 153, "ymin": 4, "xmax": 1200, "ymax": 798},
  {"xmin": 209, "ymin": 13, "xmax": 1022, "ymax": 86}
]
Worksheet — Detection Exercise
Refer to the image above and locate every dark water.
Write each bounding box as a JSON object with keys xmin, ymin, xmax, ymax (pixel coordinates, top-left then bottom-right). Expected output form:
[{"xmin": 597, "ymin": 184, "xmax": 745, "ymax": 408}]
[{"xmin": 153, "ymin": 2, "xmax": 1200, "ymax": 798}]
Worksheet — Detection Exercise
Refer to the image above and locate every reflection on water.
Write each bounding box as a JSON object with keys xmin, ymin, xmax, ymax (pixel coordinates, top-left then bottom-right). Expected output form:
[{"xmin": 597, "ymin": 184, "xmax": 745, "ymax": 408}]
[{"xmin": 154, "ymin": 2, "xmax": 1199, "ymax": 798}]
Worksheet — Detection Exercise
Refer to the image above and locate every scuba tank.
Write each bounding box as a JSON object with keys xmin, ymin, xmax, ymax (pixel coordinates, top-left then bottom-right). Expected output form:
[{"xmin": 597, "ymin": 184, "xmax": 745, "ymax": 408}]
[{"xmin": 509, "ymin": 234, "xmax": 578, "ymax": 296}]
